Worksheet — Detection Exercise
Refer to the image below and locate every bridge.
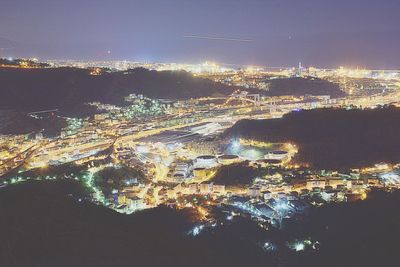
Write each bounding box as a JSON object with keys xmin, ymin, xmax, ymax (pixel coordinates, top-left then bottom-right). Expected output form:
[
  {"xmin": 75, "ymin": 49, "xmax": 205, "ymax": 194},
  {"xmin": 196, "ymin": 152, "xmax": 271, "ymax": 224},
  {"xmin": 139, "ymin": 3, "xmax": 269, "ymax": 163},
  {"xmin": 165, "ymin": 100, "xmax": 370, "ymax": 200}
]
[
  {"xmin": 193, "ymin": 90, "xmax": 277, "ymax": 109},
  {"xmin": 28, "ymin": 109, "xmax": 59, "ymax": 116},
  {"xmin": 224, "ymin": 90, "xmax": 261, "ymax": 106}
]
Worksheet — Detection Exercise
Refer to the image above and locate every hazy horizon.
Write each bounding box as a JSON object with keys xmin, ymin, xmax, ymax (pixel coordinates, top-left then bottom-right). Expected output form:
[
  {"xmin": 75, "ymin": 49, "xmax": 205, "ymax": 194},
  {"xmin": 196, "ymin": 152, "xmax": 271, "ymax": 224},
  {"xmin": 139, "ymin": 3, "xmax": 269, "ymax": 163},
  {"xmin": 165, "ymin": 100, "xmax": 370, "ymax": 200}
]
[{"xmin": 1, "ymin": 0, "xmax": 400, "ymax": 69}]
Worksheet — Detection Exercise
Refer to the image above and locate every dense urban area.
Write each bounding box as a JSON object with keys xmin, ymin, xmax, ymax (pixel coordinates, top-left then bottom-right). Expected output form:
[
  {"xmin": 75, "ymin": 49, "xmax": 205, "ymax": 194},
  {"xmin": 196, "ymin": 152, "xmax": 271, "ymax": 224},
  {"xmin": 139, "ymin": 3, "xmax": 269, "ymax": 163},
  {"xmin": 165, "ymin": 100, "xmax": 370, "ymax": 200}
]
[{"xmin": 2, "ymin": 58, "xmax": 400, "ymax": 266}]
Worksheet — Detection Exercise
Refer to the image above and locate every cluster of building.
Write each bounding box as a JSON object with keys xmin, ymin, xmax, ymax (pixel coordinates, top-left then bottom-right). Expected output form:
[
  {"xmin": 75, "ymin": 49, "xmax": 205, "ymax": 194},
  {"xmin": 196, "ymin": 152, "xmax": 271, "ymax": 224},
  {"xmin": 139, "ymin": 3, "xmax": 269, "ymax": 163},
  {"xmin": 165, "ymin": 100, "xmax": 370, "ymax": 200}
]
[
  {"xmin": 43, "ymin": 59, "xmax": 400, "ymax": 82},
  {"xmin": 2, "ymin": 59, "xmax": 400, "ymax": 230},
  {"xmin": 0, "ymin": 135, "xmax": 39, "ymax": 176}
]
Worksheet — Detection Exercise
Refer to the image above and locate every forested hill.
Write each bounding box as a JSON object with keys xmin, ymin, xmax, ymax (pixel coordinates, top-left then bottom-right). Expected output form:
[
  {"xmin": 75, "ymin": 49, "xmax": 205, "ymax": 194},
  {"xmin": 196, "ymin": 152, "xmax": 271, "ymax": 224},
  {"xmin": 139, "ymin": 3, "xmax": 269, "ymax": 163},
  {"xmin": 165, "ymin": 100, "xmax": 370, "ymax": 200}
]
[
  {"xmin": 0, "ymin": 65, "xmax": 346, "ymax": 114},
  {"xmin": 225, "ymin": 106, "xmax": 400, "ymax": 169},
  {"xmin": 0, "ymin": 67, "xmax": 238, "ymax": 112},
  {"xmin": 265, "ymin": 77, "xmax": 345, "ymax": 98}
]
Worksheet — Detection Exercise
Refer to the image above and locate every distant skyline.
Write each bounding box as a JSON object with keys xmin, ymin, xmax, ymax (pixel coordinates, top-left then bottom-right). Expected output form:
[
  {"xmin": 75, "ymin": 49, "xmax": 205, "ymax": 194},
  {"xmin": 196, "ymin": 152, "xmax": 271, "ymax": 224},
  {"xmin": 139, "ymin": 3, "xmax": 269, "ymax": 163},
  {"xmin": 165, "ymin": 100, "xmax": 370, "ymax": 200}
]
[{"xmin": 1, "ymin": 0, "xmax": 400, "ymax": 69}]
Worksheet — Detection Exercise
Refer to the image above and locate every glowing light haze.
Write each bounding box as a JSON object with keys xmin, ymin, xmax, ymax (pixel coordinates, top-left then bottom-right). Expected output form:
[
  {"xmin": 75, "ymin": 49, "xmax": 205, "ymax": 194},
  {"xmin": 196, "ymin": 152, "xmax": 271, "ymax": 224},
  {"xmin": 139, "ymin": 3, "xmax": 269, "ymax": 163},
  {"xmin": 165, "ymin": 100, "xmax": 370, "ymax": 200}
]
[{"xmin": 1, "ymin": 0, "xmax": 400, "ymax": 68}]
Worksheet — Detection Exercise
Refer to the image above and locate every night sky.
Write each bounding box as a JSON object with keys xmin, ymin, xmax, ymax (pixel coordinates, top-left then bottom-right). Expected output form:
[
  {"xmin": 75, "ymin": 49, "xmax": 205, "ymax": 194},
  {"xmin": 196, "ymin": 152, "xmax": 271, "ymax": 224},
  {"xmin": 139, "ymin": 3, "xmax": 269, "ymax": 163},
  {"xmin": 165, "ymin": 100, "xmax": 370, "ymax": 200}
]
[{"xmin": 1, "ymin": 0, "xmax": 399, "ymax": 68}]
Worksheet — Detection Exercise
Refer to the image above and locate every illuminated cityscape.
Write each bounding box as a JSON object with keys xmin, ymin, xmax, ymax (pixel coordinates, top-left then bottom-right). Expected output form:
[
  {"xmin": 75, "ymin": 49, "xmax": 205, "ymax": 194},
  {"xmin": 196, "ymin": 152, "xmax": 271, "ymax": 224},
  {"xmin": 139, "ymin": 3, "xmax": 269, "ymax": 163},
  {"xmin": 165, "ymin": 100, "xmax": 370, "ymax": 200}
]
[
  {"xmin": 1, "ymin": 0, "xmax": 400, "ymax": 266},
  {"xmin": 2, "ymin": 57, "xmax": 400, "ymax": 257}
]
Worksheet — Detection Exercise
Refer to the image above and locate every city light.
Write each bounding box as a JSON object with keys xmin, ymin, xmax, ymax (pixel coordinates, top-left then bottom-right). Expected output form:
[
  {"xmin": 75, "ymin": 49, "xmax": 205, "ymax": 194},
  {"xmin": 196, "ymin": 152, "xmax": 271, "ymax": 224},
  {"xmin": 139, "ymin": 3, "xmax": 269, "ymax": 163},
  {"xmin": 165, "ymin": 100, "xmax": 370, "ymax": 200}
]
[
  {"xmin": 1, "ymin": 1, "xmax": 400, "ymax": 265},
  {"xmin": 188, "ymin": 225, "xmax": 205, "ymax": 236},
  {"xmin": 294, "ymin": 243, "xmax": 305, "ymax": 251}
]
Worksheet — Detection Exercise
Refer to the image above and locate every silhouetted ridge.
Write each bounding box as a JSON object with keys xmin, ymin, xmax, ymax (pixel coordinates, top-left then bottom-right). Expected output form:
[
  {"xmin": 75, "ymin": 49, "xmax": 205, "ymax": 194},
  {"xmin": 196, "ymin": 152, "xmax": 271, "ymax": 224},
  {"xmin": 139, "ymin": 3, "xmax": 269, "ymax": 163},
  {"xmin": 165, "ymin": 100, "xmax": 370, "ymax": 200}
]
[
  {"xmin": 225, "ymin": 106, "xmax": 400, "ymax": 169},
  {"xmin": 265, "ymin": 77, "xmax": 345, "ymax": 98},
  {"xmin": 0, "ymin": 67, "xmax": 238, "ymax": 113}
]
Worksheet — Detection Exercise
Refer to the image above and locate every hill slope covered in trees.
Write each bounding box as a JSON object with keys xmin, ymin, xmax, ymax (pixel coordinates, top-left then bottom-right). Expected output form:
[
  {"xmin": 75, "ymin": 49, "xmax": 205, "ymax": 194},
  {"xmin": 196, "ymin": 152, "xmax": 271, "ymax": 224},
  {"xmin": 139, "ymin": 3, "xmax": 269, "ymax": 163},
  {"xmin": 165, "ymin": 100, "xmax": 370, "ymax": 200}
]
[
  {"xmin": 0, "ymin": 67, "xmax": 238, "ymax": 113},
  {"xmin": 225, "ymin": 106, "xmax": 400, "ymax": 169}
]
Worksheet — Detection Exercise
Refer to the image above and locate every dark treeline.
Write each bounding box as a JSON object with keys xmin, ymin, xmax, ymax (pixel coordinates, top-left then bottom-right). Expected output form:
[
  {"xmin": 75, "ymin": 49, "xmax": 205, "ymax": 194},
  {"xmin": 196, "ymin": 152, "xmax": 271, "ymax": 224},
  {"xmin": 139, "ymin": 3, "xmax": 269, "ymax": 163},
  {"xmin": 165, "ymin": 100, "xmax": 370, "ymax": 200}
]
[
  {"xmin": 225, "ymin": 106, "xmax": 400, "ymax": 169},
  {"xmin": 265, "ymin": 76, "xmax": 345, "ymax": 98}
]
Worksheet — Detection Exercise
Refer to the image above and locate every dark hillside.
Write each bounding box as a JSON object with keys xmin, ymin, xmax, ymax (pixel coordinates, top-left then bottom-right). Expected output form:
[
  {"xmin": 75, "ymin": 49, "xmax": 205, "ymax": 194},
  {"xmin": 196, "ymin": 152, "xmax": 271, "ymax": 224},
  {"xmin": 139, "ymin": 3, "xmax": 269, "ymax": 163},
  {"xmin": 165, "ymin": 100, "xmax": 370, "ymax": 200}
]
[
  {"xmin": 0, "ymin": 67, "xmax": 239, "ymax": 112},
  {"xmin": 225, "ymin": 106, "xmax": 400, "ymax": 169},
  {"xmin": 265, "ymin": 77, "xmax": 345, "ymax": 98}
]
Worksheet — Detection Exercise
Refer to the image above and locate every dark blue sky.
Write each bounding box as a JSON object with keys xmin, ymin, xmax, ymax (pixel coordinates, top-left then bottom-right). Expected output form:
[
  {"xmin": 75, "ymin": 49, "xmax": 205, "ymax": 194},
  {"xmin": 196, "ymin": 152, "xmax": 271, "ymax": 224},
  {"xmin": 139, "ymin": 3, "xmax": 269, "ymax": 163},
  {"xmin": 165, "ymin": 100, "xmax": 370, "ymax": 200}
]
[{"xmin": 1, "ymin": 0, "xmax": 400, "ymax": 68}]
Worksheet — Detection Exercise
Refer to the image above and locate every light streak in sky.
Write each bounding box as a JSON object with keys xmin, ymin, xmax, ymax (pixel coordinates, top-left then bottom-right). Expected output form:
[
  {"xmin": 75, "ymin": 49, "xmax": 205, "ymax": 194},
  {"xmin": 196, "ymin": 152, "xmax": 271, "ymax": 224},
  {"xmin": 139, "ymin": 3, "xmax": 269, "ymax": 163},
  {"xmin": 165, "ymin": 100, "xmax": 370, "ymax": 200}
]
[{"xmin": 183, "ymin": 35, "xmax": 252, "ymax": 42}]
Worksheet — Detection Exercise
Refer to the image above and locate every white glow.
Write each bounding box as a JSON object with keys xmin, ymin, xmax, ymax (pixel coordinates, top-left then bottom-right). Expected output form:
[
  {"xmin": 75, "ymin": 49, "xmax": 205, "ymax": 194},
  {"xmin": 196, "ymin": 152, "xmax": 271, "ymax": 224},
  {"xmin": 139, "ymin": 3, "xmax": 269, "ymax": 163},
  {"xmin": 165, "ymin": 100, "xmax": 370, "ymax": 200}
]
[
  {"xmin": 189, "ymin": 225, "xmax": 205, "ymax": 236},
  {"xmin": 231, "ymin": 139, "xmax": 240, "ymax": 149},
  {"xmin": 294, "ymin": 243, "xmax": 305, "ymax": 251}
]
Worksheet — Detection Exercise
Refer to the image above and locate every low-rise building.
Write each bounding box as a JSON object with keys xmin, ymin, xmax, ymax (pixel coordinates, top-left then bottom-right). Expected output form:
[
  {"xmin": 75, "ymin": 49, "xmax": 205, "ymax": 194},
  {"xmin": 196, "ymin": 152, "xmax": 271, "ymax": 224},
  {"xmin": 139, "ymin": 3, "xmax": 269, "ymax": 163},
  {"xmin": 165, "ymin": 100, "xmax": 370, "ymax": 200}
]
[
  {"xmin": 306, "ymin": 179, "xmax": 326, "ymax": 190},
  {"xmin": 212, "ymin": 184, "xmax": 226, "ymax": 195},
  {"xmin": 200, "ymin": 183, "xmax": 212, "ymax": 194}
]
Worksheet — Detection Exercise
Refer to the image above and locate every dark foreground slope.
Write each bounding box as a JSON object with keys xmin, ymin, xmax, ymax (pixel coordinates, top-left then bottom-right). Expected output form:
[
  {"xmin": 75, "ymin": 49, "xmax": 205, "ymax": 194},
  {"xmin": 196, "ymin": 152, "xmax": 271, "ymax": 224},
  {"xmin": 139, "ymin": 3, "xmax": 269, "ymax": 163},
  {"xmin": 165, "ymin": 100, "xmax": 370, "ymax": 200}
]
[
  {"xmin": 284, "ymin": 189, "xmax": 400, "ymax": 267},
  {"xmin": 0, "ymin": 67, "xmax": 237, "ymax": 113},
  {"xmin": 226, "ymin": 106, "xmax": 400, "ymax": 169},
  {"xmin": 0, "ymin": 180, "xmax": 267, "ymax": 267},
  {"xmin": 2, "ymin": 180, "xmax": 400, "ymax": 267}
]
